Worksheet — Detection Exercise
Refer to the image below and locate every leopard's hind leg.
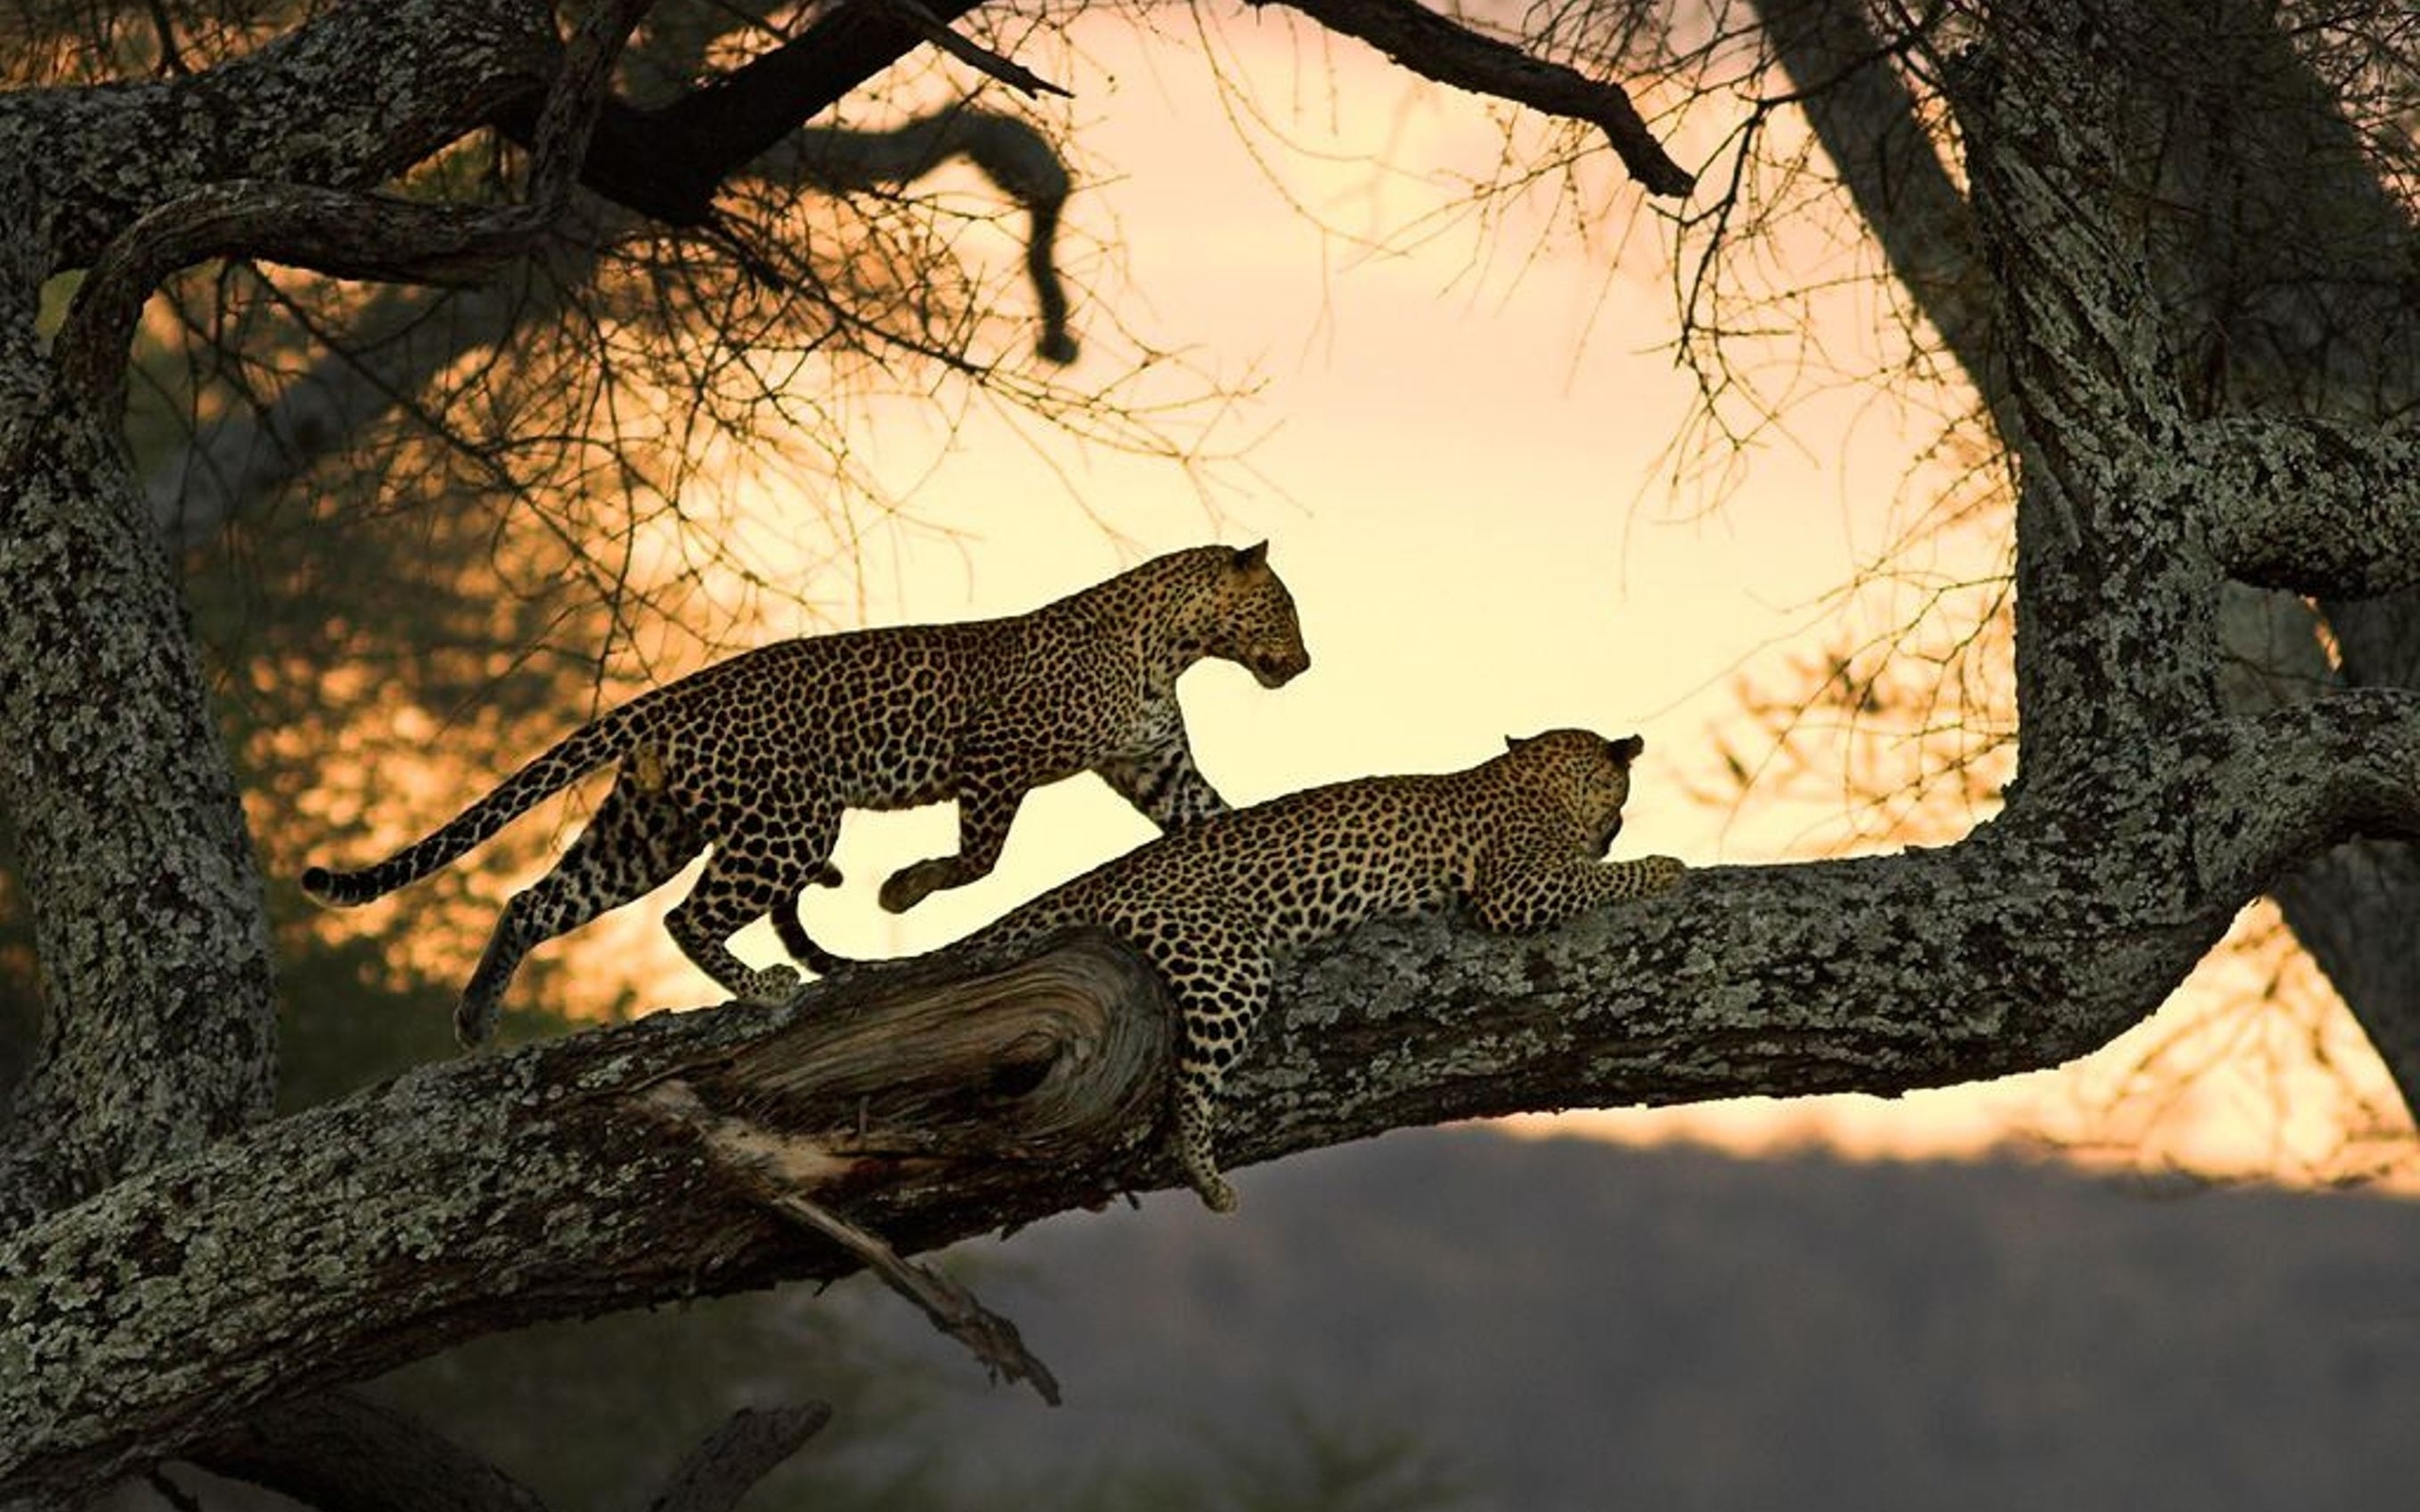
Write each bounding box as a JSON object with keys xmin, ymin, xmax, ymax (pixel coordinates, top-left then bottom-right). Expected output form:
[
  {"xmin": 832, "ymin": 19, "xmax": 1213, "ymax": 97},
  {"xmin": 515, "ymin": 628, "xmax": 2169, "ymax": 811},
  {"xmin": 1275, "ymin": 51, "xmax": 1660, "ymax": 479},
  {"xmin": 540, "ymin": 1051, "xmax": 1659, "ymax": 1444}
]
[
  {"xmin": 666, "ymin": 813, "xmax": 841, "ymax": 1002},
  {"xmin": 458, "ymin": 770, "xmax": 699, "ymax": 1046}
]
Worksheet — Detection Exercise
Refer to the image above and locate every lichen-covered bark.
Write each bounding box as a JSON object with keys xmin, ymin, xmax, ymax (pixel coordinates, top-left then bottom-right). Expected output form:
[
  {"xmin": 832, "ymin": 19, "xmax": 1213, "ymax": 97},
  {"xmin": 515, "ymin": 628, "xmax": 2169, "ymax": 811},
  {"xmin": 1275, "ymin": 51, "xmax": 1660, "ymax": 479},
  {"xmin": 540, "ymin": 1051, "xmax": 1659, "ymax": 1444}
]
[
  {"xmin": 0, "ymin": 0, "xmax": 558, "ymax": 269},
  {"xmin": 1759, "ymin": 0, "xmax": 2420, "ymax": 1110},
  {"xmin": 0, "ymin": 392, "xmax": 276, "ymax": 1221},
  {"xmin": 0, "ymin": 937, "xmax": 1173, "ymax": 1501},
  {"xmin": 8, "ymin": 691, "xmax": 2420, "ymax": 1502}
]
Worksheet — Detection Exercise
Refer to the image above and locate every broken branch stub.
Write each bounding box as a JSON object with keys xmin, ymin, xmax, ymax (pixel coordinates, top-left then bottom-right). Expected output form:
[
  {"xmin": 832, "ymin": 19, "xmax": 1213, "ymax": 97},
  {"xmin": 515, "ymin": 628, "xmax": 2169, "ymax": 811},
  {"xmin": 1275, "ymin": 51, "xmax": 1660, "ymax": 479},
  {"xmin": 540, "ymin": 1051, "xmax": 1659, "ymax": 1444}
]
[{"xmin": 637, "ymin": 929, "xmax": 1183, "ymax": 1218}]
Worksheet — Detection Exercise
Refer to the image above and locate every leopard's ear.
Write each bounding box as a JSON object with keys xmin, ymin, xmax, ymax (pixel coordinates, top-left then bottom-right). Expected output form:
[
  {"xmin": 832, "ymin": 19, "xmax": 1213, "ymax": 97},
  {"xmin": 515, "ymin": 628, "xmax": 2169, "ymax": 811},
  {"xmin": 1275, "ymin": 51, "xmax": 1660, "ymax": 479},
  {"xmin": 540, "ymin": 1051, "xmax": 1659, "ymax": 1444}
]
[
  {"xmin": 1608, "ymin": 734, "xmax": 1645, "ymax": 764},
  {"xmin": 1504, "ymin": 733, "xmax": 1527, "ymax": 752},
  {"xmin": 1231, "ymin": 541, "xmax": 1269, "ymax": 571}
]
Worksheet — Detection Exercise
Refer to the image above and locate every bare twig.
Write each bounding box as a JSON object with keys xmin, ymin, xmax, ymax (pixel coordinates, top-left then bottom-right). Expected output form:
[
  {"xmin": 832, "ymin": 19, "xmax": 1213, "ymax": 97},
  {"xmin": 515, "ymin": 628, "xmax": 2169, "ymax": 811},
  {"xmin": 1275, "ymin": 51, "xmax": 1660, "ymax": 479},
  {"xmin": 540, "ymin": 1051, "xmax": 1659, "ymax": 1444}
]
[
  {"xmin": 1260, "ymin": 0, "xmax": 1694, "ymax": 196},
  {"xmin": 647, "ymin": 1403, "xmax": 833, "ymax": 1512},
  {"xmin": 763, "ymin": 1190, "xmax": 1063, "ymax": 1405},
  {"xmin": 873, "ymin": 0, "xmax": 1072, "ymax": 98}
]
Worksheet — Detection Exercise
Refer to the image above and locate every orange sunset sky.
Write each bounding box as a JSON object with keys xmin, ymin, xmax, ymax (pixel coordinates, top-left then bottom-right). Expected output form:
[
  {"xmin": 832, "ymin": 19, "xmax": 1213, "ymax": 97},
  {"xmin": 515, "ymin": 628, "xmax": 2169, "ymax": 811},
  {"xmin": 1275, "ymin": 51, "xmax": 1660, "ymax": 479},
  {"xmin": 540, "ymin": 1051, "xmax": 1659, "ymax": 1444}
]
[{"xmin": 494, "ymin": 11, "xmax": 2413, "ymax": 1187}]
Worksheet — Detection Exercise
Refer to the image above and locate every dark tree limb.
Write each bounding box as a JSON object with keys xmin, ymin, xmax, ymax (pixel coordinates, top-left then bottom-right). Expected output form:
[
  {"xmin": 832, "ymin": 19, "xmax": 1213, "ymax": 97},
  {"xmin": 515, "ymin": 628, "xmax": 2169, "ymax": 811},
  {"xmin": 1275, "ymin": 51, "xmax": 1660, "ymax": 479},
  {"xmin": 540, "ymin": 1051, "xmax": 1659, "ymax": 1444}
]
[
  {"xmin": 1258, "ymin": 0, "xmax": 1694, "ymax": 196},
  {"xmin": 494, "ymin": 0, "xmax": 995, "ymax": 226},
  {"xmin": 873, "ymin": 0, "xmax": 1072, "ymax": 100},
  {"xmin": 187, "ymin": 1390, "xmax": 833, "ymax": 1512},
  {"xmin": 648, "ymin": 1403, "xmax": 833, "ymax": 1512},
  {"xmin": 188, "ymin": 1392, "xmax": 553, "ymax": 1512}
]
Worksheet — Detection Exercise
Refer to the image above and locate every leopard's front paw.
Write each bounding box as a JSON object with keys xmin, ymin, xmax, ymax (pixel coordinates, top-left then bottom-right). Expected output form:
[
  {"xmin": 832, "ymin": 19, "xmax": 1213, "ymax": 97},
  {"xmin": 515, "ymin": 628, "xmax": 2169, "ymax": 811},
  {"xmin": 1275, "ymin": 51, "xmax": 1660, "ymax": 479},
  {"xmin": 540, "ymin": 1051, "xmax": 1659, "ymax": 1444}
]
[
  {"xmin": 454, "ymin": 992, "xmax": 500, "ymax": 1050},
  {"xmin": 1195, "ymin": 1174, "xmax": 1239, "ymax": 1213},
  {"xmin": 1641, "ymin": 854, "xmax": 1687, "ymax": 893},
  {"xmin": 1177, "ymin": 1141, "xmax": 1239, "ymax": 1213}
]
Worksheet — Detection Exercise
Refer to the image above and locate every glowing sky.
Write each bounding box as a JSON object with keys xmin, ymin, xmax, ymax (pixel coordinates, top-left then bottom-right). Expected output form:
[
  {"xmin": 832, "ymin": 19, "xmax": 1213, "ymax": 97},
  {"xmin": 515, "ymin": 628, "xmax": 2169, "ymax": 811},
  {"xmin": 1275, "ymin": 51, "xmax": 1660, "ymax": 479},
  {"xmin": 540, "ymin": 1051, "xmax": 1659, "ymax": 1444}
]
[{"xmin": 605, "ymin": 12, "xmax": 2409, "ymax": 1184}]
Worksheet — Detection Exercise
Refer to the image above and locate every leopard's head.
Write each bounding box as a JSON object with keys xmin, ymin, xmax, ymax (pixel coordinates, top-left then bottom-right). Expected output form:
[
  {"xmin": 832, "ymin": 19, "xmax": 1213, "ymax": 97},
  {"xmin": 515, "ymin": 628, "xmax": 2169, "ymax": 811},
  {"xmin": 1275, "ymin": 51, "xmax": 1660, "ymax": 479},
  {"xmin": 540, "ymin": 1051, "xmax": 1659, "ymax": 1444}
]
[
  {"xmin": 1200, "ymin": 541, "xmax": 1311, "ymax": 689},
  {"xmin": 1500, "ymin": 730, "xmax": 1644, "ymax": 854}
]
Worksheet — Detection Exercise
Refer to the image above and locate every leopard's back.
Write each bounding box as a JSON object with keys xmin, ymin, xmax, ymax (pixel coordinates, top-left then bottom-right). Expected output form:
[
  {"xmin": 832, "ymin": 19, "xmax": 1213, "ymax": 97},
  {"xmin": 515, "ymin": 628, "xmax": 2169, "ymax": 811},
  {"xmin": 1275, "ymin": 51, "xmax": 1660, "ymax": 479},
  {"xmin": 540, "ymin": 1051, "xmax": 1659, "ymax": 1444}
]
[
  {"xmin": 994, "ymin": 773, "xmax": 1478, "ymax": 954},
  {"xmin": 959, "ymin": 730, "xmax": 1680, "ymax": 1212}
]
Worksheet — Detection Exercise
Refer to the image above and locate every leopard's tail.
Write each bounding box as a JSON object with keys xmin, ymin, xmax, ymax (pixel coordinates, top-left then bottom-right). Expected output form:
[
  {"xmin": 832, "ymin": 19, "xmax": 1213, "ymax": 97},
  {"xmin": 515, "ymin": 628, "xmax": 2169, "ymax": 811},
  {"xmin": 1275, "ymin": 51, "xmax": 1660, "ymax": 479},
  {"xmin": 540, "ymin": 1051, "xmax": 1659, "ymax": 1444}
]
[
  {"xmin": 772, "ymin": 904, "xmax": 862, "ymax": 977},
  {"xmin": 300, "ymin": 710, "xmax": 644, "ymax": 906}
]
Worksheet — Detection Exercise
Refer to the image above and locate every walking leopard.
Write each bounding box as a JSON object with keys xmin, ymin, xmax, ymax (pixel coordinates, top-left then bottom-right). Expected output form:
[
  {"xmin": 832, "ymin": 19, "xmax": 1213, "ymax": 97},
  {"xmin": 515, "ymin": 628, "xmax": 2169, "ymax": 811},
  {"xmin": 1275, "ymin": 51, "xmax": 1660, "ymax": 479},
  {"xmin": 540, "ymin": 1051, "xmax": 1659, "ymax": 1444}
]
[{"xmin": 301, "ymin": 543, "xmax": 1310, "ymax": 1045}]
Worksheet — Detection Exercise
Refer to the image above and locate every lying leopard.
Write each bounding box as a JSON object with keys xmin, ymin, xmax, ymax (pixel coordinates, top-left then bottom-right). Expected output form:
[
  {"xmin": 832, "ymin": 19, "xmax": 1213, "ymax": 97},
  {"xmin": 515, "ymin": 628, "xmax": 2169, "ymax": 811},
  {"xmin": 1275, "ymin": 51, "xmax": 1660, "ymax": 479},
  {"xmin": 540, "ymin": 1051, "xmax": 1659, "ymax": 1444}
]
[
  {"xmin": 796, "ymin": 729, "xmax": 1683, "ymax": 1211},
  {"xmin": 302, "ymin": 543, "xmax": 1310, "ymax": 1046}
]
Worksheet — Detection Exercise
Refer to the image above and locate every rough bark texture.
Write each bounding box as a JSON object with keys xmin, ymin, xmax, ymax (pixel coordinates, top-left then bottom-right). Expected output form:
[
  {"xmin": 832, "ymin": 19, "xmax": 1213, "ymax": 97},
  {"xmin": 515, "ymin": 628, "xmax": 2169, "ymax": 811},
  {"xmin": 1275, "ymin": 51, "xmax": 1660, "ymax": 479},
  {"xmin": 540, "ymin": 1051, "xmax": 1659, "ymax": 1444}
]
[
  {"xmin": 1755, "ymin": 0, "xmax": 2420, "ymax": 1109},
  {"xmin": 10, "ymin": 666, "xmax": 2420, "ymax": 1498},
  {"xmin": 2, "ymin": 936, "xmax": 1174, "ymax": 1500},
  {"xmin": 0, "ymin": 394, "xmax": 278, "ymax": 1222}
]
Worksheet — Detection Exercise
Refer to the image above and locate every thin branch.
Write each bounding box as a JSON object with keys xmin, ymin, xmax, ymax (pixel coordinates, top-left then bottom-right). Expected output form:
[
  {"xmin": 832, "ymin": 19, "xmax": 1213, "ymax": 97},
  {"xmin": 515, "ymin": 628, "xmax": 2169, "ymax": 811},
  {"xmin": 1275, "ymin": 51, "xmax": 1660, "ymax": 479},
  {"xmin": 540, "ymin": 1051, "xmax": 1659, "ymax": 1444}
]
[
  {"xmin": 1256, "ymin": 0, "xmax": 1694, "ymax": 197},
  {"xmin": 761, "ymin": 1184, "xmax": 1062, "ymax": 1405},
  {"xmin": 2192, "ymin": 418, "xmax": 2420, "ymax": 598},
  {"xmin": 646, "ymin": 1403, "xmax": 833, "ymax": 1512}
]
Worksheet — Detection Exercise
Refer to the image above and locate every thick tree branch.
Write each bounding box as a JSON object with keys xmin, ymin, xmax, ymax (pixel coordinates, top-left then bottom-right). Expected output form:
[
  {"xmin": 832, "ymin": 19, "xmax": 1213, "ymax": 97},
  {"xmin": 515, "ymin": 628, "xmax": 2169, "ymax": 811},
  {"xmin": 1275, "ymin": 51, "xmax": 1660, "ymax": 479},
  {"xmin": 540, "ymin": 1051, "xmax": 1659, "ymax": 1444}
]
[
  {"xmin": 1753, "ymin": 0, "xmax": 2420, "ymax": 1116},
  {"xmin": 2191, "ymin": 419, "xmax": 2420, "ymax": 597},
  {"xmin": 0, "ymin": 405, "xmax": 275, "ymax": 1226},
  {"xmin": 1945, "ymin": 12, "xmax": 2228, "ymax": 764},
  {"xmin": 1254, "ymin": 0, "xmax": 1693, "ymax": 196},
  {"xmin": 11, "ymin": 694, "xmax": 2420, "ymax": 1503},
  {"xmin": 53, "ymin": 0, "xmax": 652, "ymax": 421},
  {"xmin": 0, "ymin": 935, "xmax": 1172, "ymax": 1502},
  {"xmin": 0, "ymin": 0, "xmax": 560, "ymax": 271},
  {"xmin": 495, "ymin": 0, "xmax": 994, "ymax": 226}
]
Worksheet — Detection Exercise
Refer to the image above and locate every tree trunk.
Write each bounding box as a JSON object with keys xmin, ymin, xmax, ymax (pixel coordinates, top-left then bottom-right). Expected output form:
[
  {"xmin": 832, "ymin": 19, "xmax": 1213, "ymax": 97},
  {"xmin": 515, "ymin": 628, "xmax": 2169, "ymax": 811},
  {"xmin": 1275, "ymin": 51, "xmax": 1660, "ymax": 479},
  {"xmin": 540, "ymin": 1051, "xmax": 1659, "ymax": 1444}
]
[
  {"xmin": 0, "ymin": 389, "xmax": 276, "ymax": 1225},
  {"xmin": 1753, "ymin": 0, "xmax": 2420, "ymax": 1110}
]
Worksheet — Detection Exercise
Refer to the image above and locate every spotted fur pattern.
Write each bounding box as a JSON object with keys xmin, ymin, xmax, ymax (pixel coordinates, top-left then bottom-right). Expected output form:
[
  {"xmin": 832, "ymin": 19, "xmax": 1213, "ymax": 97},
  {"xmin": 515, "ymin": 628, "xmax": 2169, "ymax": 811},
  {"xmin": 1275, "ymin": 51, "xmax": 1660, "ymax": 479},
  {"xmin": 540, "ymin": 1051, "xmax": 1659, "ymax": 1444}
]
[
  {"xmin": 300, "ymin": 543, "xmax": 1310, "ymax": 1045},
  {"xmin": 936, "ymin": 730, "xmax": 1684, "ymax": 1211}
]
